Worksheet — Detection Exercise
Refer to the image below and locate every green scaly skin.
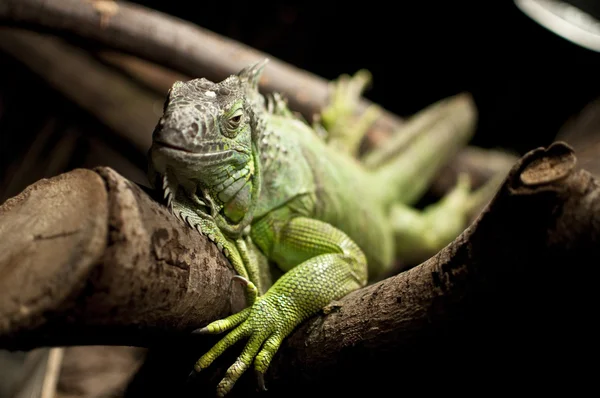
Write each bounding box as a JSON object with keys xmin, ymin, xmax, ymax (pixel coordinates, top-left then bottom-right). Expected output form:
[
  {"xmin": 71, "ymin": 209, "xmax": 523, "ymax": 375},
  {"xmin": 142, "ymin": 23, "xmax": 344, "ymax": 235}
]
[{"xmin": 147, "ymin": 60, "xmax": 500, "ymax": 396}]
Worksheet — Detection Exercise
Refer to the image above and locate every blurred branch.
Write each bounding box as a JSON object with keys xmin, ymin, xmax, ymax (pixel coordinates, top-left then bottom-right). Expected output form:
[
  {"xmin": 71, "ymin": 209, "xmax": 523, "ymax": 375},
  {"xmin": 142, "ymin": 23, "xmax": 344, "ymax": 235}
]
[
  {"xmin": 0, "ymin": 28, "xmax": 160, "ymax": 154},
  {"xmin": 41, "ymin": 348, "xmax": 63, "ymax": 398},
  {"xmin": 57, "ymin": 346, "xmax": 145, "ymax": 398},
  {"xmin": 0, "ymin": 0, "xmax": 403, "ymax": 134},
  {"xmin": 98, "ymin": 50, "xmax": 188, "ymax": 96},
  {"xmin": 429, "ymin": 145, "xmax": 519, "ymax": 196},
  {"xmin": 557, "ymin": 96, "xmax": 600, "ymax": 177}
]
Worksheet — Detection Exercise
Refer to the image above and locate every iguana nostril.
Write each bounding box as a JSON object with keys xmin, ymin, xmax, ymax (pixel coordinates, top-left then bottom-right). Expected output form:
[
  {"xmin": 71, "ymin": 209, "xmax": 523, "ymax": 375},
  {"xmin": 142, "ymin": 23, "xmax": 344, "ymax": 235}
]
[
  {"xmin": 190, "ymin": 122, "xmax": 200, "ymax": 136},
  {"xmin": 153, "ymin": 127, "xmax": 187, "ymax": 150}
]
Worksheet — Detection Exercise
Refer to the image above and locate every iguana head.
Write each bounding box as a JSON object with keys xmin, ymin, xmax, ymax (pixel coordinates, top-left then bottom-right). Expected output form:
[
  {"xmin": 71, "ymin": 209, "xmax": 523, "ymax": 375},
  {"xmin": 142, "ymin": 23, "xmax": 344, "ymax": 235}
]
[{"xmin": 149, "ymin": 60, "xmax": 267, "ymax": 227}]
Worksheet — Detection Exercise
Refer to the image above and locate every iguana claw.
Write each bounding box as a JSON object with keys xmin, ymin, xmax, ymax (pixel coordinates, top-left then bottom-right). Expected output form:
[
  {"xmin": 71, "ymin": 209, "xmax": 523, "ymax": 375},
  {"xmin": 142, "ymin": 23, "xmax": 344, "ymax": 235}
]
[
  {"xmin": 191, "ymin": 326, "xmax": 210, "ymax": 335},
  {"xmin": 256, "ymin": 370, "xmax": 267, "ymax": 391},
  {"xmin": 231, "ymin": 275, "xmax": 258, "ymax": 305}
]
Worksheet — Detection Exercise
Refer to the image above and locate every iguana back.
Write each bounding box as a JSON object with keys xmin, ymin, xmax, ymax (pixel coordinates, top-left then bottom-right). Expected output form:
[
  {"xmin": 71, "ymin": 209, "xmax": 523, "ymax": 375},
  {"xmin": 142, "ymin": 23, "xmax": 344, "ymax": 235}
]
[{"xmin": 253, "ymin": 113, "xmax": 394, "ymax": 275}]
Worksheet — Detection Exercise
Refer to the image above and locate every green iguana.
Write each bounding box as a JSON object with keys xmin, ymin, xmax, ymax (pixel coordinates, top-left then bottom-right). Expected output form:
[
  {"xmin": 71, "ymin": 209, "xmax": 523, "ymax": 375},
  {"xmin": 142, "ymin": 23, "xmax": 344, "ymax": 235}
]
[{"xmin": 147, "ymin": 60, "xmax": 498, "ymax": 396}]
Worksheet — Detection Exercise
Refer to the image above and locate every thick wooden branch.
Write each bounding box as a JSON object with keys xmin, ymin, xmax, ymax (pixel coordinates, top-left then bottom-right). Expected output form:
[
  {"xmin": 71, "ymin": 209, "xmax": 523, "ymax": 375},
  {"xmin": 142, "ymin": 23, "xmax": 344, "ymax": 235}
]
[
  {"xmin": 0, "ymin": 167, "xmax": 246, "ymax": 349},
  {"xmin": 1, "ymin": 143, "xmax": 598, "ymax": 396},
  {"xmin": 0, "ymin": 0, "xmax": 402, "ymax": 133}
]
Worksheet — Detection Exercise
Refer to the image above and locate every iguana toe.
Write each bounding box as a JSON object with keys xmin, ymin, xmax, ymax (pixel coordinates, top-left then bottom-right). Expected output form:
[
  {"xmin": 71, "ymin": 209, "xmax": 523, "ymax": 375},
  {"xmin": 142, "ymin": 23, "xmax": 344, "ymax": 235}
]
[
  {"xmin": 192, "ymin": 307, "xmax": 251, "ymax": 336},
  {"xmin": 215, "ymin": 334, "xmax": 266, "ymax": 397}
]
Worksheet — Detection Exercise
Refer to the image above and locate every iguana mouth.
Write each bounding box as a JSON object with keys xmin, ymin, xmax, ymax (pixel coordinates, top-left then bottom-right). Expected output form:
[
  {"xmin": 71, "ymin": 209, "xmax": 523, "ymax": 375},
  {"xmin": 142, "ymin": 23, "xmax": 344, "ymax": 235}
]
[
  {"xmin": 153, "ymin": 143, "xmax": 239, "ymax": 164},
  {"xmin": 153, "ymin": 140, "xmax": 195, "ymax": 153},
  {"xmin": 154, "ymin": 141, "xmax": 248, "ymax": 157}
]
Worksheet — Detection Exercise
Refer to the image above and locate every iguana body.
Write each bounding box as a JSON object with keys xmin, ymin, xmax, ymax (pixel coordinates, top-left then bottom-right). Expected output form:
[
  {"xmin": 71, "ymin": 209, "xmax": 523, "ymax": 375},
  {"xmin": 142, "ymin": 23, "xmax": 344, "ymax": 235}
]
[{"xmin": 148, "ymin": 61, "xmax": 490, "ymax": 396}]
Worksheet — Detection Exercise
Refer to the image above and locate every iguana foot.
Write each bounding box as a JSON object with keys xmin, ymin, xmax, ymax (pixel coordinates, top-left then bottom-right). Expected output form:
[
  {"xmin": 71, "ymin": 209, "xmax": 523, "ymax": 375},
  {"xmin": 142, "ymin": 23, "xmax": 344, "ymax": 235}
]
[
  {"xmin": 391, "ymin": 171, "xmax": 503, "ymax": 265},
  {"xmin": 320, "ymin": 70, "xmax": 381, "ymax": 156},
  {"xmin": 190, "ymin": 294, "xmax": 291, "ymax": 397},
  {"xmin": 189, "ymin": 216, "xmax": 368, "ymax": 397},
  {"xmin": 391, "ymin": 173, "xmax": 472, "ymax": 264}
]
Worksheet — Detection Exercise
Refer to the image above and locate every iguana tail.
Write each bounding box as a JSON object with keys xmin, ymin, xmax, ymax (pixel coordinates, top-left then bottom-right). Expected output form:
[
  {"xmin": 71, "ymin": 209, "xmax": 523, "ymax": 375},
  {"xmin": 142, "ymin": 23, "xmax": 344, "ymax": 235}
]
[{"xmin": 364, "ymin": 93, "xmax": 478, "ymax": 208}]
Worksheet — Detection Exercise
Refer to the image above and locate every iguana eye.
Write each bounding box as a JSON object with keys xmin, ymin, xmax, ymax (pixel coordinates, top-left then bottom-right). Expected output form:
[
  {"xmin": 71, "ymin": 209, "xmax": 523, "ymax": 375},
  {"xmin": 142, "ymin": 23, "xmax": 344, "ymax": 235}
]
[{"xmin": 223, "ymin": 109, "xmax": 244, "ymax": 137}]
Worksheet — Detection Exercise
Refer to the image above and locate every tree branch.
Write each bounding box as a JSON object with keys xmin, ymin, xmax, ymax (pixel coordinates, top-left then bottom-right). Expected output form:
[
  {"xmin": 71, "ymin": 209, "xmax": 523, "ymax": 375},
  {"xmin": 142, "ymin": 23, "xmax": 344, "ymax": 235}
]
[
  {"xmin": 1, "ymin": 143, "xmax": 598, "ymax": 396},
  {"xmin": 0, "ymin": 167, "xmax": 246, "ymax": 349},
  {"xmin": 0, "ymin": 0, "xmax": 403, "ymax": 133}
]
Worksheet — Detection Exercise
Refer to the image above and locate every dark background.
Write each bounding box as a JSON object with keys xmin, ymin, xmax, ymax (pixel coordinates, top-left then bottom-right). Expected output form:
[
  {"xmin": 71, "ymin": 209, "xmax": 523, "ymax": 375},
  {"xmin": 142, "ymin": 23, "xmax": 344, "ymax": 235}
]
[{"xmin": 132, "ymin": 1, "xmax": 600, "ymax": 153}]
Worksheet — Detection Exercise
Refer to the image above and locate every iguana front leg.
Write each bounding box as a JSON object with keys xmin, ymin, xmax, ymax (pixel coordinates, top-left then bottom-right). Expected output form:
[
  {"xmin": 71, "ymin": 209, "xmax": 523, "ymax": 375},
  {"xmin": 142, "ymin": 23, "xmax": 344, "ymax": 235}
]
[
  {"xmin": 192, "ymin": 215, "xmax": 368, "ymax": 396},
  {"xmin": 159, "ymin": 172, "xmax": 268, "ymax": 295}
]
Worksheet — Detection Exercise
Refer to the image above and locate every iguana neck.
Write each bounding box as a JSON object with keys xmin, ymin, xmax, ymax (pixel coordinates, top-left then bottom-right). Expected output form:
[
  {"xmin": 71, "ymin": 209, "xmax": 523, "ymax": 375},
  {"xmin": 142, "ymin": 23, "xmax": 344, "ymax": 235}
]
[{"xmin": 210, "ymin": 137, "xmax": 263, "ymax": 238}]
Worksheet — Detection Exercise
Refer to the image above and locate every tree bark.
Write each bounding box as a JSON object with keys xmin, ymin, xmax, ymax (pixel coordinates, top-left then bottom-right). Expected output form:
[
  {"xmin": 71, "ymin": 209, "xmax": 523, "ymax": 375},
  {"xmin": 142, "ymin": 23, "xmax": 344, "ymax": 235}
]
[{"xmin": 0, "ymin": 142, "xmax": 598, "ymax": 396}]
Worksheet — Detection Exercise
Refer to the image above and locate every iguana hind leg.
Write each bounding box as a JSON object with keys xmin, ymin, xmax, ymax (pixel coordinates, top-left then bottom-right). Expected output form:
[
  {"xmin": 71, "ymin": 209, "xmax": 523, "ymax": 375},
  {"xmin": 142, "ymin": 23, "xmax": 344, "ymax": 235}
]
[
  {"xmin": 370, "ymin": 93, "xmax": 478, "ymax": 207},
  {"xmin": 319, "ymin": 70, "xmax": 381, "ymax": 157}
]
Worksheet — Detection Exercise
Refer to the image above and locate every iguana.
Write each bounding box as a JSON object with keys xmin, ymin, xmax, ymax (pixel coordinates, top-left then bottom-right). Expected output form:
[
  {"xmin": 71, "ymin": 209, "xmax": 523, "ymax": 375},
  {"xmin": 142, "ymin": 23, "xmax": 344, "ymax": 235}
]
[{"xmin": 147, "ymin": 60, "xmax": 499, "ymax": 396}]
